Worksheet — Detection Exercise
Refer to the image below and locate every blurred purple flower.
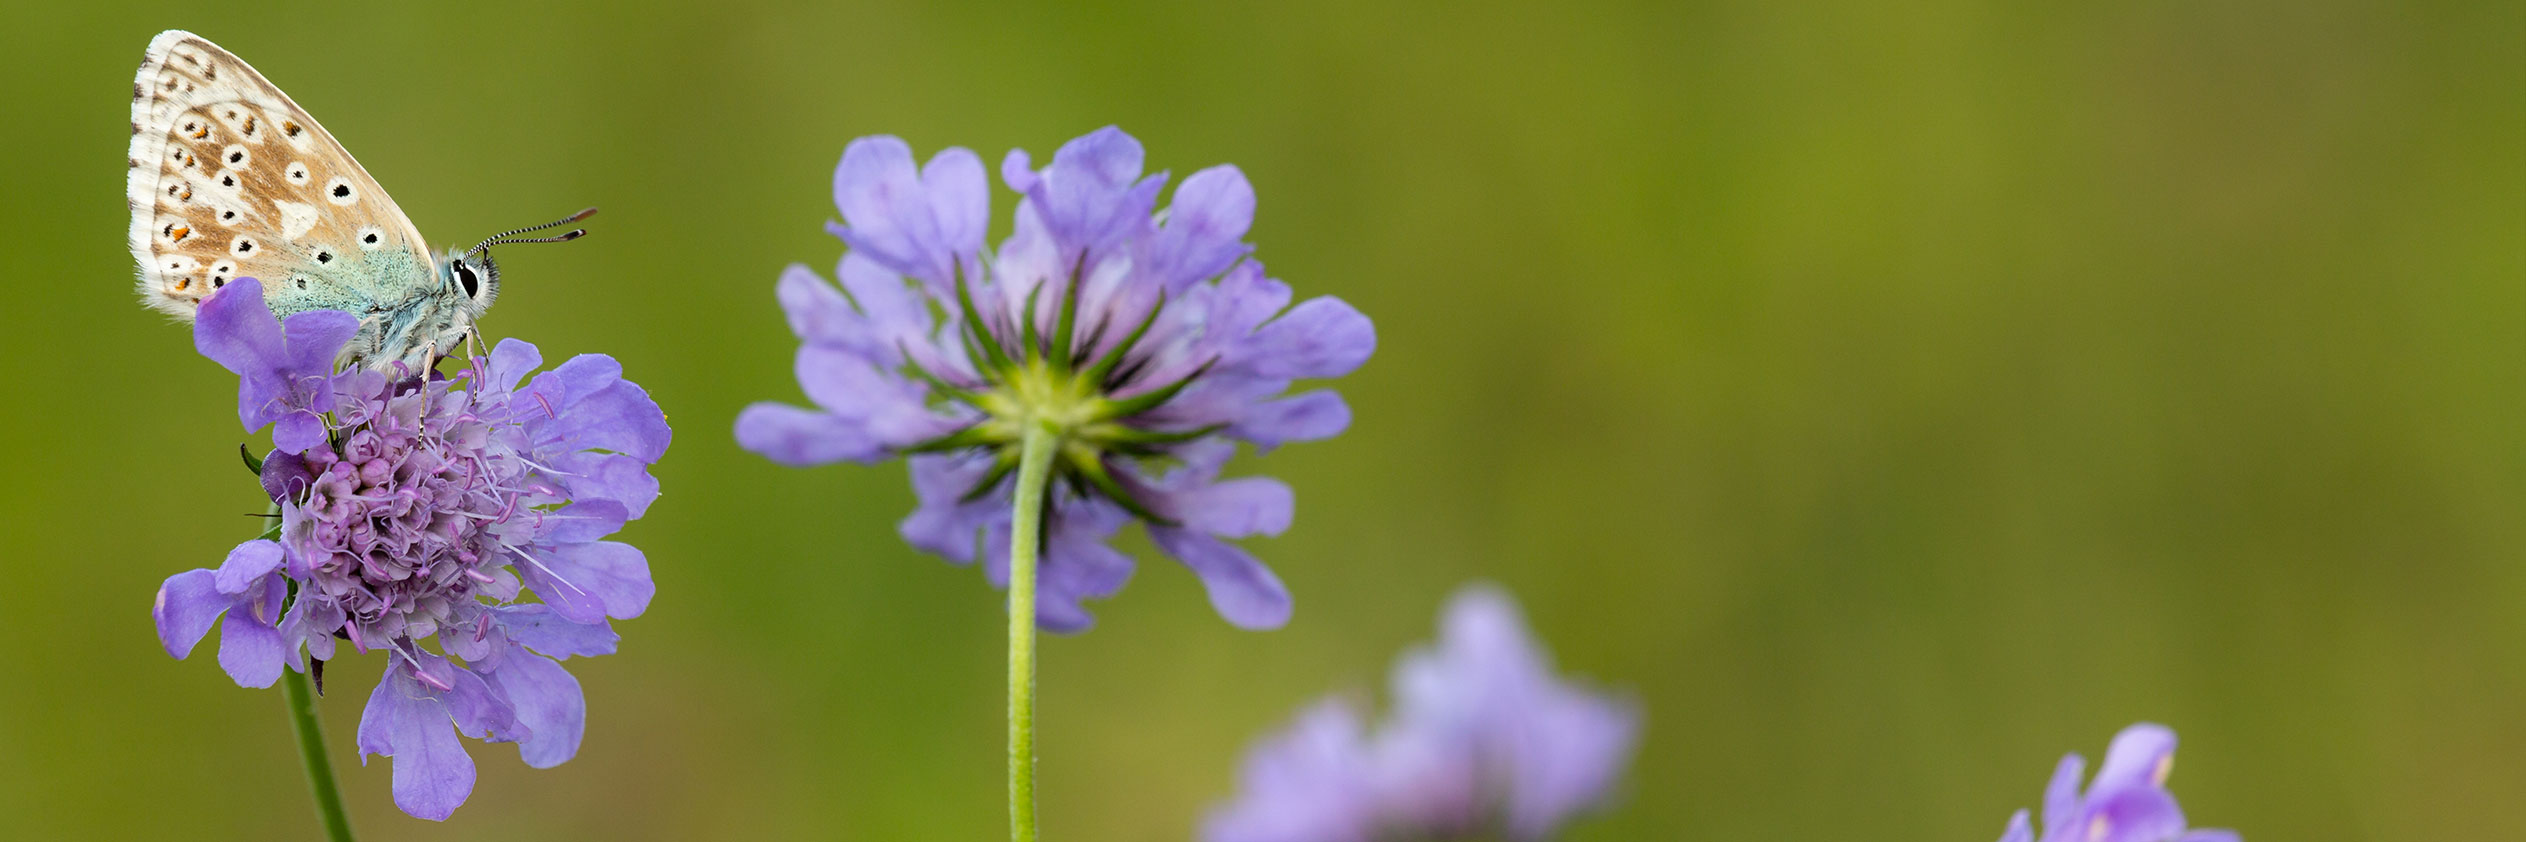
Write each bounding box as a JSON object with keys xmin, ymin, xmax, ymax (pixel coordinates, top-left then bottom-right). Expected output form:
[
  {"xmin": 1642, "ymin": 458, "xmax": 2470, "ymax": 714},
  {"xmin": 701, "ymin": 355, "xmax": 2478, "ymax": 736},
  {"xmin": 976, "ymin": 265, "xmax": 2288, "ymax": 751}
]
[
  {"xmin": 737, "ymin": 126, "xmax": 1374, "ymax": 632},
  {"xmin": 153, "ymin": 279, "xmax": 670, "ymax": 821},
  {"xmin": 1203, "ymin": 584, "xmax": 1640, "ymax": 842},
  {"xmin": 1994, "ymin": 724, "xmax": 2240, "ymax": 842}
]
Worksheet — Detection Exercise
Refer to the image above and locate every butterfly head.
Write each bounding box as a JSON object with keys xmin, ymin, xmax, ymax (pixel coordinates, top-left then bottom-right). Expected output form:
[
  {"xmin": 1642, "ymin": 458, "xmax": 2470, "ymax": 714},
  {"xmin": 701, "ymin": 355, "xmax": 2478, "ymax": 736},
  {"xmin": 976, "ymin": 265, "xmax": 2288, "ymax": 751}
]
[{"xmin": 442, "ymin": 250, "xmax": 500, "ymax": 315}]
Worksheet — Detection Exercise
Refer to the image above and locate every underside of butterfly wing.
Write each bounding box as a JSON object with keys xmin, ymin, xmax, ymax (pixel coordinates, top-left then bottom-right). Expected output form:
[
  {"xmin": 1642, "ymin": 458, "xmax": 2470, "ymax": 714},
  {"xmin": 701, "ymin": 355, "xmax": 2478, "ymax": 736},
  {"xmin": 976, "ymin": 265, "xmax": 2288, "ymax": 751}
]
[{"xmin": 127, "ymin": 30, "xmax": 439, "ymax": 326}]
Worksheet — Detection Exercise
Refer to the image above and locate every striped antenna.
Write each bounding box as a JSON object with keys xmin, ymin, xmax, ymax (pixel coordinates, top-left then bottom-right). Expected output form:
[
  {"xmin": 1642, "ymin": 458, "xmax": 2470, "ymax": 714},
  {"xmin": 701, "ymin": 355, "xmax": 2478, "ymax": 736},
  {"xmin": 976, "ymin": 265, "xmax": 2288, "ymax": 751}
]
[{"xmin": 468, "ymin": 207, "xmax": 597, "ymax": 258}]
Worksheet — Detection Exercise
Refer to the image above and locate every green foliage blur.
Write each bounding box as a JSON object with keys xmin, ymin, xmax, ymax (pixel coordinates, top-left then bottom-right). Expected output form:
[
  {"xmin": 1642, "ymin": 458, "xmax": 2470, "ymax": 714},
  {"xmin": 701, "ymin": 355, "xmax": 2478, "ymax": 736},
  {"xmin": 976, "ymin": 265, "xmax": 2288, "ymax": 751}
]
[{"xmin": 1, "ymin": 1, "xmax": 2518, "ymax": 839}]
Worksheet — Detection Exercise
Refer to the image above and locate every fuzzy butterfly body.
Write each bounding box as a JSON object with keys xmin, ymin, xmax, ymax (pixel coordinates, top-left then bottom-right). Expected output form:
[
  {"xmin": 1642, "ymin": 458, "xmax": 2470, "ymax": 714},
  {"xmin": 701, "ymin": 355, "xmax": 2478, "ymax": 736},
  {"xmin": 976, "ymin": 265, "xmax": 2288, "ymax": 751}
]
[{"xmin": 126, "ymin": 30, "xmax": 573, "ymax": 370}]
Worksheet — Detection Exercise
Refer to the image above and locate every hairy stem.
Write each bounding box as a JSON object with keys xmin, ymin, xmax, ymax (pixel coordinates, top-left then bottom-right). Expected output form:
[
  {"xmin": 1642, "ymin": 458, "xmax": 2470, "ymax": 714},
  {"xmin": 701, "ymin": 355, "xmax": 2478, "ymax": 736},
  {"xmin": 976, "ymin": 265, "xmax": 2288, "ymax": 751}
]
[{"xmin": 1008, "ymin": 424, "xmax": 1059, "ymax": 842}]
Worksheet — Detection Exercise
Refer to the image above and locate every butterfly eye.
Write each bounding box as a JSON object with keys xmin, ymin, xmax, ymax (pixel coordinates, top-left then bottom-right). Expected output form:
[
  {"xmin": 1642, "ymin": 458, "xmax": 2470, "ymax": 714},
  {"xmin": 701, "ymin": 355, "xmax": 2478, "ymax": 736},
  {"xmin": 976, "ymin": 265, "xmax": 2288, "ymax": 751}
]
[{"xmin": 454, "ymin": 263, "xmax": 481, "ymax": 299}]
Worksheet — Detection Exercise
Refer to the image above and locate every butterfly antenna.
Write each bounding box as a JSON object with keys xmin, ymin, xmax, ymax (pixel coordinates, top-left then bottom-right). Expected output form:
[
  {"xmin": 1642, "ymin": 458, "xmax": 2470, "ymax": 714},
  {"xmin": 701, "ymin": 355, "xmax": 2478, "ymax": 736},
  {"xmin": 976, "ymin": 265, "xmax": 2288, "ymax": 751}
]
[{"xmin": 468, "ymin": 207, "xmax": 597, "ymax": 259}]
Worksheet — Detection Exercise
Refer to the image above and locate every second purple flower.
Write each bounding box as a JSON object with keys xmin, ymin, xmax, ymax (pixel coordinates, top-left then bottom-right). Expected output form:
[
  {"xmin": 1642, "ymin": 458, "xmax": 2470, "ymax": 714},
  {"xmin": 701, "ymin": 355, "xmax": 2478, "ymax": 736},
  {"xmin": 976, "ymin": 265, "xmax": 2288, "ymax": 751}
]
[{"xmin": 737, "ymin": 126, "xmax": 1375, "ymax": 631}]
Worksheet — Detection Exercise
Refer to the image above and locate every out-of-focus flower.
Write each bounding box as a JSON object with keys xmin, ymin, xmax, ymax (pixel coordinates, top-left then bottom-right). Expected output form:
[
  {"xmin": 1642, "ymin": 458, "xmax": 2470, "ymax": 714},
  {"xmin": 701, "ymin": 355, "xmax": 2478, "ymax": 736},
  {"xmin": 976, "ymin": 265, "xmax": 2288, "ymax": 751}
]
[
  {"xmin": 737, "ymin": 126, "xmax": 1374, "ymax": 631},
  {"xmin": 1994, "ymin": 724, "xmax": 2240, "ymax": 842},
  {"xmin": 153, "ymin": 278, "xmax": 670, "ymax": 820},
  {"xmin": 1203, "ymin": 584, "xmax": 1640, "ymax": 841}
]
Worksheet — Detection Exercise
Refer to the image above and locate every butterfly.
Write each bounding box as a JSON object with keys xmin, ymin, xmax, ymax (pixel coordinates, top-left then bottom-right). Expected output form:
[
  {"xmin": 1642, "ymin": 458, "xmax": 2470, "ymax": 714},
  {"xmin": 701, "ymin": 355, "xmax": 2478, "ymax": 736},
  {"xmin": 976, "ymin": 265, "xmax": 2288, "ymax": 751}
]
[{"xmin": 126, "ymin": 29, "xmax": 591, "ymax": 370}]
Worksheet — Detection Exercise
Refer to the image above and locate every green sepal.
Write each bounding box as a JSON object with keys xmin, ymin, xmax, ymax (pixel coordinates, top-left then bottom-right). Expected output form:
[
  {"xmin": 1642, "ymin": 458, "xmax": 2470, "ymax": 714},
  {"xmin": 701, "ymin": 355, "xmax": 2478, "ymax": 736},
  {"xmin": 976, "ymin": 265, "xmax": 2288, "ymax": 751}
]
[
  {"xmin": 1097, "ymin": 359, "xmax": 1215, "ymax": 421},
  {"xmin": 955, "ymin": 271, "xmax": 1014, "ymax": 376},
  {"xmin": 1018, "ymin": 282, "xmax": 1045, "ymax": 365},
  {"xmin": 1099, "ymin": 423, "xmax": 1229, "ymax": 456},
  {"xmin": 897, "ymin": 341, "xmax": 978, "ymax": 404},
  {"xmin": 960, "ymin": 446, "xmax": 1023, "ymax": 502},
  {"xmin": 240, "ymin": 443, "xmax": 265, "ymax": 476},
  {"xmin": 905, "ymin": 422, "xmax": 1000, "ymax": 454},
  {"xmin": 1062, "ymin": 444, "xmax": 1176, "ymax": 526},
  {"xmin": 1082, "ymin": 291, "xmax": 1168, "ymax": 388},
  {"xmin": 1049, "ymin": 252, "xmax": 1087, "ymax": 371}
]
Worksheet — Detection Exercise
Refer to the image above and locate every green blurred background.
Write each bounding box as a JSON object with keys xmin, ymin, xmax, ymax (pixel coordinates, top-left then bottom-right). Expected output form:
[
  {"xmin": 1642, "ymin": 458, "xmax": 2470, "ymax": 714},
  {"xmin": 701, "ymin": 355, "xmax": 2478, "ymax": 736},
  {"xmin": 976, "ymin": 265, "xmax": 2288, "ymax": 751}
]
[{"xmin": 2, "ymin": 1, "xmax": 2518, "ymax": 839}]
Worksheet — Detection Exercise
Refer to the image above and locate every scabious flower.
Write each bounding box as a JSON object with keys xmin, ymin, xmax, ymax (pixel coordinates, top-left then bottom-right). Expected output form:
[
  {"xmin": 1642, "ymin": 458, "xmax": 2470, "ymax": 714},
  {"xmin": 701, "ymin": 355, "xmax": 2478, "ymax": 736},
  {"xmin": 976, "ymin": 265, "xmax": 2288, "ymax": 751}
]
[
  {"xmin": 736, "ymin": 126, "xmax": 1374, "ymax": 631},
  {"xmin": 152, "ymin": 278, "xmax": 670, "ymax": 820},
  {"xmin": 1995, "ymin": 724, "xmax": 2240, "ymax": 842},
  {"xmin": 1203, "ymin": 584, "xmax": 1641, "ymax": 842}
]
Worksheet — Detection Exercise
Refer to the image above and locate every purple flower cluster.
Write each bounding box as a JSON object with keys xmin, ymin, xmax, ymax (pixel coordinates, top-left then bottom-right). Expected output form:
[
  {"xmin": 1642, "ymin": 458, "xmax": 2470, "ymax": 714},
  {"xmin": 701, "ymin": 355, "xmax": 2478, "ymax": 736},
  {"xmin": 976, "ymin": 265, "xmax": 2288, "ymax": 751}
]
[
  {"xmin": 1203, "ymin": 585, "xmax": 1640, "ymax": 842},
  {"xmin": 1996, "ymin": 724, "xmax": 2239, "ymax": 842},
  {"xmin": 153, "ymin": 278, "xmax": 670, "ymax": 820},
  {"xmin": 737, "ymin": 126, "xmax": 1374, "ymax": 631}
]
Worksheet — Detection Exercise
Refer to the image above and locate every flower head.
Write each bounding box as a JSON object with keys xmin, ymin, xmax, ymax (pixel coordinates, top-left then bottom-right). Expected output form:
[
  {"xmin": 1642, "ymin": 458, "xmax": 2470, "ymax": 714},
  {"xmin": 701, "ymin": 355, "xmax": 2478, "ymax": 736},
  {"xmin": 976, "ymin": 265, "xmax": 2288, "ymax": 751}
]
[
  {"xmin": 1203, "ymin": 584, "xmax": 1641, "ymax": 842},
  {"xmin": 737, "ymin": 127, "xmax": 1374, "ymax": 631},
  {"xmin": 153, "ymin": 279, "xmax": 670, "ymax": 820},
  {"xmin": 1996, "ymin": 724, "xmax": 2240, "ymax": 842}
]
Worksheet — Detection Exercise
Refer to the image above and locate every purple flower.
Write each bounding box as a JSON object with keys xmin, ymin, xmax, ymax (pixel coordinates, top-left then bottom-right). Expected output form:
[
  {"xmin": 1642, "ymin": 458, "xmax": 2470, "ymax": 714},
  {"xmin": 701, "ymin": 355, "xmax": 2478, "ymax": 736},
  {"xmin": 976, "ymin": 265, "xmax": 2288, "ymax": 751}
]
[
  {"xmin": 1203, "ymin": 585, "xmax": 1640, "ymax": 842},
  {"xmin": 153, "ymin": 279, "xmax": 670, "ymax": 821},
  {"xmin": 1996, "ymin": 724, "xmax": 2240, "ymax": 842},
  {"xmin": 737, "ymin": 127, "xmax": 1375, "ymax": 631},
  {"xmin": 193, "ymin": 277, "xmax": 358, "ymax": 453}
]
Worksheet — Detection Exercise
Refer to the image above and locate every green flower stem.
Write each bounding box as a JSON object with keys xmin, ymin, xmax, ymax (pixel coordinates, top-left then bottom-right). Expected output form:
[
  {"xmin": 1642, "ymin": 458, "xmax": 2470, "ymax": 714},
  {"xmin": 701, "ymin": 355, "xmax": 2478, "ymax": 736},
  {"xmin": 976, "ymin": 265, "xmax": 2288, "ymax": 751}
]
[
  {"xmin": 1008, "ymin": 423, "xmax": 1059, "ymax": 842},
  {"xmin": 281, "ymin": 623, "xmax": 355, "ymax": 841}
]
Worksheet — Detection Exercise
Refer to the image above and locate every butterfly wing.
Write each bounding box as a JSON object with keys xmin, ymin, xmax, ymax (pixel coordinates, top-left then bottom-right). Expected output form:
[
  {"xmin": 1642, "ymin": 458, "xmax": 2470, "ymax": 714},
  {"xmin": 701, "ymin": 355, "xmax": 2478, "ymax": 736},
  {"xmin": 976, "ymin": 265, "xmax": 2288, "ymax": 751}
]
[{"xmin": 127, "ymin": 30, "xmax": 437, "ymax": 324}]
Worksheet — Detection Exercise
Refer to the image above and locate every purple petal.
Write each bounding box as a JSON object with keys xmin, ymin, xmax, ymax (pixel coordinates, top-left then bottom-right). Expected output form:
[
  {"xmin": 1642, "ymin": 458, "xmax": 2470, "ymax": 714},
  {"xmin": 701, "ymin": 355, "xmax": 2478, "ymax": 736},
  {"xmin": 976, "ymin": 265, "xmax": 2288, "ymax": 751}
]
[
  {"xmin": 408, "ymin": 649, "xmax": 524, "ymax": 742},
  {"xmin": 922, "ymin": 147, "xmax": 989, "ymax": 261},
  {"xmin": 1240, "ymin": 297, "xmax": 1375, "ymax": 380},
  {"xmin": 736, "ymin": 402, "xmax": 884, "ymax": 467},
  {"xmin": 777, "ymin": 263, "xmax": 863, "ymax": 347},
  {"xmin": 1000, "ymin": 148, "xmax": 1039, "ymax": 193},
  {"xmin": 215, "ymin": 583, "xmax": 287, "ymax": 688},
  {"xmin": 543, "ymin": 540, "xmax": 653, "ymax": 620},
  {"xmin": 1229, "ymin": 390, "xmax": 1352, "ymax": 448},
  {"xmin": 194, "ymin": 278, "xmax": 283, "ymax": 377},
  {"xmin": 1501, "ymin": 686, "xmax": 1641, "ymax": 838},
  {"xmin": 898, "ymin": 453, "xmax": 1006, "ymax": 563},
  {"xmin": 490, "ymin": 604, "xmax": 620, "ymax": 659},
  {"xmin": 794, "ymin": 345, "xmax": 962, "ymax": 446},
  {"xmin": 212, "ymin": 539, "xmax": 285, "ymax": 594},
  {"xmin": 829, "ymin": 137, "xmax": 938, "ymax": 278},
  {"xmin": 1998, "ymin": 810, "xmax": 2035, "ymax": 842},
  {"xmin": 828, "ymin": 137, "xmax": 984, "ymax": 284},
  {"xmin": 833, "ymin": 254, "xmax": 938, "ymax": 361},
  {"xmin": 259, "ymin": 449, "xmax": 315, "ymax": 503},
  {"xmin": 152, "ymin": 569, "xmax": 227, "ymax": 660},
  {"xmin": 1363, "ymin": 718, "xmax": 1485, "ymax": 836},
  {"xmin": 2093, "ymin": 722, "xmax": 2180, "ymax": 792},
  {"xmin": 483, "ymin": 338, "xmax": 544, "ymax": 393},
  {"xmin": 2043, "ymin": 751, "xmax": 2087, "ymax": 838},
  {"xmin": 1142, "ymin": 165, "xmax": 1257, "ymax": 293},
  {"xmin": 273, "ymin": 410, "xmax": 328, "ymax": 454},
  {"xmin": 2080, "ymin": 785, "xmax": 2187, "ymax": 842},
  {"xmin": 1149, "ymin": 527, "xmax": 1292, "ymax": 630},
  {"xmin": 521, "ymin": 355, "xmax": 673, "ymax": 463},
  {"xmin": 357, "ymin": 669, "xmax": 477, "ymax": 821},
  {"xmin": 978, "ymin": 503, "xmax": 1138, "ymax": 632},
  {"xmin": 278, "ymin": 308, "xmax": 359, "ymax": 375},
  {"xmin": 482, "ymin": 648, "xmax": 586, "ymax": 768},
  {"xmin": 1202, "ymin": 699, "xmax": 1379, "ymax": 842},
  {"xmin": 546, "ymin": 451, "xmax": 664, "ymax": 519},
  {"xmin": 1023, "ymin": 126, "xmax": 1154, "ymax": 254},
  {"xmin": 1172, "ymin": 476, "xmax": 1294, "ymax": 539},
  {"xmin": 534, "ymin": 500, "xmax": 629, "ymax": 544},
  {"xmin": 279, "ymin": 590, "xmax": 341, "ymax": 667}
]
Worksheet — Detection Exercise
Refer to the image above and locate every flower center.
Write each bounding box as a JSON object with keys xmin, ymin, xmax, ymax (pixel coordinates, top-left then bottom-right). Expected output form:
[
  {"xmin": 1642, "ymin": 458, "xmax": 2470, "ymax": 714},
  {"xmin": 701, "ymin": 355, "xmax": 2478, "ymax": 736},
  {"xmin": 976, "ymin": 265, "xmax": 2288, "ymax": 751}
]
[{"xmin": 905, "ymin": 275, "xmax": 1219, "ymax": 523}]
